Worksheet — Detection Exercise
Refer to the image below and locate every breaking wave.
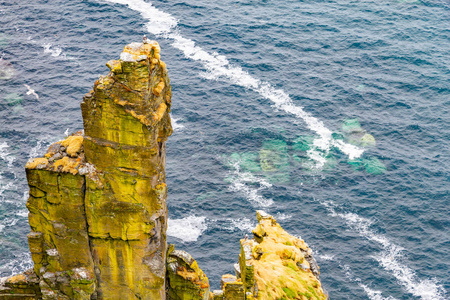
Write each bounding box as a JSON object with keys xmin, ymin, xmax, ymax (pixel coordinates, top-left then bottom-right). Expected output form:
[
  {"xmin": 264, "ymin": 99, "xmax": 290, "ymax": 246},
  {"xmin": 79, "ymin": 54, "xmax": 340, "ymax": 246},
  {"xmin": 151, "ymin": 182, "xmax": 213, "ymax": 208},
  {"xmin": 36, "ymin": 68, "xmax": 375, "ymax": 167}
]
[
  {"xmin": 227, "ymin": 159, "xmax": 274, "ymax": 207},
  {"xmin": 42, "ymin": 43, "xmax": 63, "ymax": 57},
  {"xmin": 0, "ymin": 252, "xmax": 32, "ymax": 277},
  {"xmin": 167, "ymin": 215, "xmax": 207, "ymax": 242},
  {"xmin": 170, "ymin": 115, "xmax": 185, "ymax": 132}
]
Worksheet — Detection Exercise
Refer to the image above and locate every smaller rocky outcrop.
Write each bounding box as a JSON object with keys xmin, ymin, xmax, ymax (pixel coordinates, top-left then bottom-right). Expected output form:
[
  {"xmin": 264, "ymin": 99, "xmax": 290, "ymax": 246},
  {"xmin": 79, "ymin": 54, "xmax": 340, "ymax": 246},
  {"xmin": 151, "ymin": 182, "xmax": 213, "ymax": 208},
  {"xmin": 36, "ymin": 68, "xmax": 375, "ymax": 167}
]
[
  {"xmin": 169, "ymin": 211, "xmax": 328, "ymax": 300},
  {"xmin": 0, "ymin": 270, "xmax": 41, "ymax": 299},
  {"xmin": 166, "ymin": 245, "xmax": 210, "ymax": 300},
  {"xmin": 237, "ymin": 211, "xmax": 327, "ymax": 300}
]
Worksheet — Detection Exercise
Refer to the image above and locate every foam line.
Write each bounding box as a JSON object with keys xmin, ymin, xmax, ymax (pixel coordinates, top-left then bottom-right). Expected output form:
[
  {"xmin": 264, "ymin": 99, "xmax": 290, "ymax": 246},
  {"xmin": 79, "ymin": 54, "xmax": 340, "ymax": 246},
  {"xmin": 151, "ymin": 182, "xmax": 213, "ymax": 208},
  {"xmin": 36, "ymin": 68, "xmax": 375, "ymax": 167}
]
[
  {"xmin": 227, "ymin": 160, "xmax": 274, "ymax": 207},
  {"xmin": 103, "ymin": 0, "xmax": 365, "ymax": 166},
  {"xmin": 0, "ymin": 142, "xmax": 15, "ymax": 168},
  {"xmin": 340, "ymin": 263, "xmax": 399, "ymax": 300},
  {"xmin": 42, "ymin": 44, "xmax": 63, "ymax": 57},
  {"xmin": 169, "ymin": 114, "xmax": 185, "ymax": 131},
  {"xmin": 323, "ymin": 202, "xmax": 447, "ymax": 300}
]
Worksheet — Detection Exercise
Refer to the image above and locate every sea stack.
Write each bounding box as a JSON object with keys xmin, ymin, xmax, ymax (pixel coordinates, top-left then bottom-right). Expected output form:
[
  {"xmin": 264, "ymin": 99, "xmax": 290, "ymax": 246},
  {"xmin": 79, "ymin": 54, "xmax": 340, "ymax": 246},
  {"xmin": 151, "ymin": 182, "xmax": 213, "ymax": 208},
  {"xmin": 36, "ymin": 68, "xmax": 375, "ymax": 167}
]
[
  {"xmin": 80, "ymin": 41, "xmax": 172, "ymax": 299},
  {"xmin": 0, "ymin": 41, "xmax": 327, "ymax": 300}
]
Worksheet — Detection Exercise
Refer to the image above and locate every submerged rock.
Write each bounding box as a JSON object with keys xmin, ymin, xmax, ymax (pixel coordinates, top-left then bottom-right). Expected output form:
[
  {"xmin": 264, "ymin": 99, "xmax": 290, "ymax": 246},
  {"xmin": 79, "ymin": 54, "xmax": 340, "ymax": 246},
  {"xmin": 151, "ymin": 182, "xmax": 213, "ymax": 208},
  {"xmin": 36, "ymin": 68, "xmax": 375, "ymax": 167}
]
[{"xmin": 2, "ymin": 93, "xmax": 23, "ymax": 106}]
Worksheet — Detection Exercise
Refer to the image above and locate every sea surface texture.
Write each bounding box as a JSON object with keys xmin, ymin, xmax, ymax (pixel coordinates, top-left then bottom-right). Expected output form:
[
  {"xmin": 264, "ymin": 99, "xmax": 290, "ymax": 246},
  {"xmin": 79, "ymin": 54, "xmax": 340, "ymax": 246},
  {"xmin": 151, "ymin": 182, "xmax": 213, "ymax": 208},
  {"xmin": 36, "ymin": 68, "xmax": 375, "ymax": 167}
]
[{"xmin": 0, "ymin": 0, "xmax": 448, "ymax": 299}]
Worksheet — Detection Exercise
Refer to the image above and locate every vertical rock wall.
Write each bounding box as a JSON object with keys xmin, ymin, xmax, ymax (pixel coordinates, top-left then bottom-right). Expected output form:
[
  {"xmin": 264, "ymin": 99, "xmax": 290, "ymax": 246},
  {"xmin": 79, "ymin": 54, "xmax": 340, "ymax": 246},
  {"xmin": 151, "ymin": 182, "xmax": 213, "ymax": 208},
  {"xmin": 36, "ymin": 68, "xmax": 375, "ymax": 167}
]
[
  {"xmin": 10, "ymin": 41, "xmax": 173, "ymax": 300},
  {"xmin": 81, "ymin": 41, "xmax": 172, "ymax": 300}
]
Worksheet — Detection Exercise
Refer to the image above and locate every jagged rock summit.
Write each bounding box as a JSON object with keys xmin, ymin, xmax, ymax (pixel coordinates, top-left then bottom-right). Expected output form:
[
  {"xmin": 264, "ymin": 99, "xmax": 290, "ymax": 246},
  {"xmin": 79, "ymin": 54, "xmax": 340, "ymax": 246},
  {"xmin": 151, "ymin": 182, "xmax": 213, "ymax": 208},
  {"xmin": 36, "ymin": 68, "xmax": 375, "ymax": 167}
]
[{"xmin": 0, "ymin": 41, "xmax": 327, "ymax": 300}]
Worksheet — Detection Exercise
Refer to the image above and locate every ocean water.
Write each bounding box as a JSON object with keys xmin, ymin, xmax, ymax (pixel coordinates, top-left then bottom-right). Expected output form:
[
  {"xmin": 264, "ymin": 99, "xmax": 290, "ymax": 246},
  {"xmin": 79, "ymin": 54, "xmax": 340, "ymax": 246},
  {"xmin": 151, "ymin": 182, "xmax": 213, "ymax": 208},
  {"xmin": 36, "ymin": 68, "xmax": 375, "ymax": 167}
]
[{"xmin": 0, "ymin": 0, "xmax": 448, "ymax": 299}]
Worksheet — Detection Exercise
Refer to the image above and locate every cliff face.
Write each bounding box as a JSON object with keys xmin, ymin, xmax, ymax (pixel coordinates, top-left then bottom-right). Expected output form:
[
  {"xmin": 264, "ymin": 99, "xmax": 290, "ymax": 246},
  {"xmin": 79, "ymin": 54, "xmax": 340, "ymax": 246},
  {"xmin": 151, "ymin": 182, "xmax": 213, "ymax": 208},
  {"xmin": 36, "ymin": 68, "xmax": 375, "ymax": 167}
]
[
  {"xmin": 0, "ymin": 41, "xmax": 327, "ymax": 300},
  {"xmin": 80, "ymin": 41, "xmax": 172, "ymax": 300},
  {"xmin": 4, "ymin": 41, "xmax": 172, "ymax": 300}
]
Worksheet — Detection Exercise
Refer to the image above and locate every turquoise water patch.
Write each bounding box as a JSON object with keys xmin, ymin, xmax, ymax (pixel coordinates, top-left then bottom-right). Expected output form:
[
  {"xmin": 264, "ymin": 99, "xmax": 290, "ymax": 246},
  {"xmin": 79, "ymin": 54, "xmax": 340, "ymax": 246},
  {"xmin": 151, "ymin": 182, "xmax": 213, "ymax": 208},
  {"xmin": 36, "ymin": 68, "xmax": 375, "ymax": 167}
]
[
  {"xmin": 363, "ymin": 157, "xmax": 387, "ymax": 175},
  {"xmin": 2, "ymin": 93, "xmax": 23, "ymax": 106},
  {"xmin": 0, "ymin": 33, "xmax": 8, "ymax": 49},
  {"xmin": 342, "ymin": 119, "xmax": 364, "ymax": 134},
  {"xmin": 227, "ymin": 129, "xmax": 385, "ymax": 183},
  {"xmin": 259, "ymin": 139, "xmax": 290, "ymax": 183},
  {"xmin": 292, "ymin": 135, "xmax": 315, "ymax": 152},
  {"xmin": 259, "ymin": 139, "xmax": 290, "ymax": 172},
  {"xmin": 347, "ymin": 157, "xmax": 386, "ymax": 175}
]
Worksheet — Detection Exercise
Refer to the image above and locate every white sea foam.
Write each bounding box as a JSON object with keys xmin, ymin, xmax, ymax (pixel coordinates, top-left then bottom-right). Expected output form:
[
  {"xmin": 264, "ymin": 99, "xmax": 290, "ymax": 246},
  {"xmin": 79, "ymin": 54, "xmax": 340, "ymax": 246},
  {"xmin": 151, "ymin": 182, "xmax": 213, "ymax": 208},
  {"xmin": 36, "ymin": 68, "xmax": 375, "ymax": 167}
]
[
  {"xmin": 340, "ymin": 263, "xmax": 399, "ymax": 300},
  {"xmin": 0, "ymin": 218, "xmax": 18, "ymax": 234},
  {"xmin": 102, "ymin": 0, "xmax": 365, "ymax": 167},
  {"xmin": 167, "ymin": 215, "xmax": 207, "ymax": 242},
  {"xmin": 0, "ymin": 142, "xmax": 15, "ymax": 168},
  {"xmin": 317, "ymin": 254, "xmax": 334, "ymax": 261},
  {"xmin": 0, "ymin": 182, "xmax": 13, "ymax": 199},
  {"xmin": 15, "ymin": 210, "xmax": 28, "ymax": 218},
  {"xmin": 43, "ymin": 44, "xmax": 63, "ymax": 57},
  {"xmin": 0, "ymin": 252, "xmax": 32, "ymax": 276},
  {"xmin": 0, "ymin": 142, "xmax": 16, "ymax": 202},
  {"xmin": 323, "ymin": 202, "xmax": 447, "ymax": 300},
  {"xmin": 227, "ymin": 160, "xmax": 274, "ymax": 207},
  {"xmin": 274, "ymin": 212, "xmax": 292, "ymax": 221},
  {"xmin": 359, "ymin": 284, "xmax": 399, "ymax": 300},
  {"xmin": 225, "ymin": 217, "xmax": 255, "ymax": 233},
  {"xmin": 170, "ymin": 115, "xmax": 185, "ymax": 131}
]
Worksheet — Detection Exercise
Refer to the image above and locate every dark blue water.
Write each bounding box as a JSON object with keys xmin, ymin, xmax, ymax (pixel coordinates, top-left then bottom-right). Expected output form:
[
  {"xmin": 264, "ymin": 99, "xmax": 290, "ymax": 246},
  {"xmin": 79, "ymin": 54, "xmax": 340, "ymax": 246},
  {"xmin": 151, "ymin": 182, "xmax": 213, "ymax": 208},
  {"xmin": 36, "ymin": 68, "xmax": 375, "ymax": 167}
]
[{"xmin": 0, "ymin": 0, "xmax": 448, "ymax": 299}]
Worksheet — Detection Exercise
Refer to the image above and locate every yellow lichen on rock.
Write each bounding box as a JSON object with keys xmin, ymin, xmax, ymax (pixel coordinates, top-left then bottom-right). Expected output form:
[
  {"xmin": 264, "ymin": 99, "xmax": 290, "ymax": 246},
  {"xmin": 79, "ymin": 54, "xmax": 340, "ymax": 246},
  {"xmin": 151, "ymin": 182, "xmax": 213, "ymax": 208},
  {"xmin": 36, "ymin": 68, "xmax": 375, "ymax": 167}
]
[
  {"xmin": 59, "ymin": 135, "xmax": 83, "ymax": 157},
  {"xmin": 121, "ymin": 41, "xmax": 160, "ymax": 61},
  {"xmin": 153, "ymin": 102, "xmax": 167, "ymax": 122},
  {"xmin": 166, "ymin": 246, "xmax": 210, "ymax": 300},
  {"xmin": 153, "ymin": 80, "xmax": 165, "ymax": 96},
  {"xmin": 52, "ymin": 156, "xmax": 80, "ymax": 175},
  {"xmin": 106, "ymin": 60, "xmax": 123, "ymax": 74},
  {"xmin": 127, "ymin": 109, "xmax": 152, "ymax": 126},
  {"xmin": 240, "ymin": 211, "xmax": 327, "ymax": 300},
  {"xmin": 80, "ymin": 40, "xmax": 172, "ymax": 299},
  {"xmin": 6, "ymin": 274, "xmax": 27, "ymax": 284},
  {"xmin": 26, "ymin": 157, "xmax": 49, "ymax": 169}
]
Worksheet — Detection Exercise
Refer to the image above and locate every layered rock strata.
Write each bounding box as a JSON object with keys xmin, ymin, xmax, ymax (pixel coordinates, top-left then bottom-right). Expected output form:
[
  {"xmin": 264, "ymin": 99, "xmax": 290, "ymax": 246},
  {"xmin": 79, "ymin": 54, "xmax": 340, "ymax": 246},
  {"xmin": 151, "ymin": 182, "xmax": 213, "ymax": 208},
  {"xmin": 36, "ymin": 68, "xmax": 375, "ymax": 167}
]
[{"xmin": 0, "ymin": 41, "xmax": 328, "ymax": 300}]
